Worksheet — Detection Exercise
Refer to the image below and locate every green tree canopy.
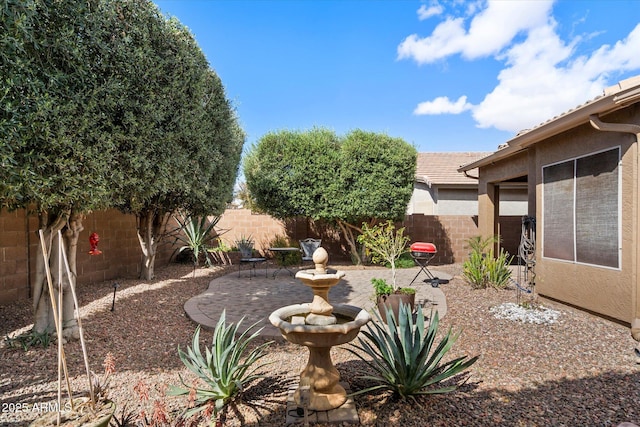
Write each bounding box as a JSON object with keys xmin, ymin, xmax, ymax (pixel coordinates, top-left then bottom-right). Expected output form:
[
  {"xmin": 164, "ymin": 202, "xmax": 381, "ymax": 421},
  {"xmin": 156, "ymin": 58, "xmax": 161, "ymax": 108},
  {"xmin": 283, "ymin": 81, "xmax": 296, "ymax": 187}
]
[
  {"xmin": 104, "ymin": 10, "xmax": 244, "ymax": 279},
  {"xmin": 244, "ymin": 127, "xmax": 340, "ymax": 219},
  {"xmin": 1, "ymin": 0, "xmax": 244, "ymax": 335},
  {"xmin": 244, "ymin": 128, "xmax": 416, "ymax": 263}
]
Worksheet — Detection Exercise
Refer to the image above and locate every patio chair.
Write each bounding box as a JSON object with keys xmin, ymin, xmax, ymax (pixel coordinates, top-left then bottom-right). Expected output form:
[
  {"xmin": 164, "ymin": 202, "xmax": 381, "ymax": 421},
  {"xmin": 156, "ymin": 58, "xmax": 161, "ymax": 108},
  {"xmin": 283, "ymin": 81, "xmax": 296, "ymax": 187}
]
[
  {"xmin": 238, "ymin": 242, "xmax": 267, "ymax": 279},
  {"xmin": 299, "ymin": 238, "xmax": 322, "ymax": 264}
]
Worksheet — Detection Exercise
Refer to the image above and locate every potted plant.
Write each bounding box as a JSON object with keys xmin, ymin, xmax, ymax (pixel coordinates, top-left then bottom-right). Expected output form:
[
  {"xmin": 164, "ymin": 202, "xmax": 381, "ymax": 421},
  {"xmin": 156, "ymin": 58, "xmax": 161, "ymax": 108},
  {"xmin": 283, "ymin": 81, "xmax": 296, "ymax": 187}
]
[
  {"xmin": 358, "ymin": 220, "xmax": 415, "ymax": 323},
  {"xmin": 235, "ymin": 234, "xmax": 256, "ymax": 259}
]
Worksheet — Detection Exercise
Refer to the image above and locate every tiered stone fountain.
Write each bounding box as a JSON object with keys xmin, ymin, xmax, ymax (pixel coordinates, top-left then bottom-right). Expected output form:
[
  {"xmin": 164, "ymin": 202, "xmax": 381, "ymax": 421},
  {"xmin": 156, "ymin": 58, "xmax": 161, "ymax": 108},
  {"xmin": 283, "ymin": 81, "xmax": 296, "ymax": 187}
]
[{"xmin": 269, "ymin": 247, "xmax": 371, "ymax": 411}]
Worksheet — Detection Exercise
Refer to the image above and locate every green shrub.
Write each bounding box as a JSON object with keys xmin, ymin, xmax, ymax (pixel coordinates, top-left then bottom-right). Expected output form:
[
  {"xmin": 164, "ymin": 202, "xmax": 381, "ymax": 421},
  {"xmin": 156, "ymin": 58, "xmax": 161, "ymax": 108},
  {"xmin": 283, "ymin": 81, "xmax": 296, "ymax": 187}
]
[
  {"xmin": 169, "ymin": 311, "xmax": 272, "ymax": 423},
  {"xmin": 371, "ymin": 278, "xmax": 394, "ymax": 296},
  {"xmin": 347, "ymin": 302, "xmax": 478, "ymax": 400},
  {"xmin": 486, "ymin": 248, "xmax": 513, "ymax": 289},
  {"xmin": 462, "ymin": 235, "xmax": 513, "ymax": 289},
  {"xmin": 462, "ymin": 249, "xmax": 487, "ymax": 289},
  {"xmin": 384, "ymin": 252, "xmax": 415, "ymax": 269}
]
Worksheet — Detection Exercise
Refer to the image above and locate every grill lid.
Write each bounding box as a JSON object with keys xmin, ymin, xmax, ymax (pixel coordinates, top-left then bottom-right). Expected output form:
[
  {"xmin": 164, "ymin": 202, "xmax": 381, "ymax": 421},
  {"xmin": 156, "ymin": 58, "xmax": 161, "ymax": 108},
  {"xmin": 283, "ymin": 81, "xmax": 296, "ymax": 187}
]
[{"xmin": 410, "ymin": 242, "xmax": 437, "ymax": 253}]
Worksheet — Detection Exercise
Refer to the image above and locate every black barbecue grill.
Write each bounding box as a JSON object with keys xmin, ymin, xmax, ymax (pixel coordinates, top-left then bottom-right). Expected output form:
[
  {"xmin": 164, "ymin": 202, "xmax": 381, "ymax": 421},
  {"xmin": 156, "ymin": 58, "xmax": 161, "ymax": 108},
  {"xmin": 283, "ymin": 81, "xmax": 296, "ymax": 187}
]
[{"xmin": 409, "ymin": 242, "xmax": 443, "ymax": 287}]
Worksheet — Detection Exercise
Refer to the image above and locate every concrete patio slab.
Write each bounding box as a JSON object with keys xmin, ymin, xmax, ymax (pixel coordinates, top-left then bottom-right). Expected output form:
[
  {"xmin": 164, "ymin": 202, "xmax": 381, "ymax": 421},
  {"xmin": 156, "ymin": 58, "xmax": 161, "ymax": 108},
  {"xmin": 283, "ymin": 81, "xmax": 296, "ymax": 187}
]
[{"xmin": 184, "ymin": 265, "xmax": 451, "ymax": 338}]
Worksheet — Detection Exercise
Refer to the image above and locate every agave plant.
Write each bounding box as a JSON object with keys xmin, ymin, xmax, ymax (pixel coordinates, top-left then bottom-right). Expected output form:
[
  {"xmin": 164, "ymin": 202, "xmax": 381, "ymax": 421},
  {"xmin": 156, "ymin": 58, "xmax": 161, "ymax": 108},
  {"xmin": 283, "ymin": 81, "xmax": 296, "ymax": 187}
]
[
  {"xmin": 169, "ymin": 311, "xmax": 273, "ymax": 422},
  {"xmin": 347, "ymin": 302, "xmax": 478, "ymax": 400},
  {"xmin": 169, "ymin": 213, "xmax": 224, "ymax": 272}
]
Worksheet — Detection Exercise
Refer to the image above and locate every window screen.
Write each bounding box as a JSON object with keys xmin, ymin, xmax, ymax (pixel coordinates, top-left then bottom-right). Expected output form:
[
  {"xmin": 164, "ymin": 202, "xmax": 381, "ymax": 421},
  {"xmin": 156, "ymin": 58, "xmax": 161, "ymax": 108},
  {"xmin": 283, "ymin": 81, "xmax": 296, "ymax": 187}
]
[
  {"xmin": 542, "ymin": 147, "xmax": 620, "ymax": 268},
  {"xmin": 575, "ymin": 149, "xmax": 619, "ymax": 267},
  {"xmin": 543, "ymin": 161, "xmax": 575, "ymax": 261}
]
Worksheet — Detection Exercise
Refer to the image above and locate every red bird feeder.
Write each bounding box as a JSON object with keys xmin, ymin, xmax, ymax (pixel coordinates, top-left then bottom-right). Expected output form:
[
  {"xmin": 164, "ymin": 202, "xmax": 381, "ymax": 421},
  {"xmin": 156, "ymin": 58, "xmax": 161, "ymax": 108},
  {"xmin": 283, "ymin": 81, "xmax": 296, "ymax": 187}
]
[{"xmin": 89, "ymin": 232, "xmax": 102, "ymax": 255}]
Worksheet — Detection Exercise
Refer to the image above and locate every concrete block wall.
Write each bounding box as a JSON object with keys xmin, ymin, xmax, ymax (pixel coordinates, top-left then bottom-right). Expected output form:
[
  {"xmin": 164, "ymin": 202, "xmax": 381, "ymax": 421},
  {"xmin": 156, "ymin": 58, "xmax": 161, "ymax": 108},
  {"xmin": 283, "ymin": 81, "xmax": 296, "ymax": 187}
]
[
  {"xmin": 0, "ymin": 210, "xmax": 32, "ymax": 304},
  {"xmin": 0, "ymin": 208, "xmax": 173, "ymax": 306},
  {"xmin": 403, "ymin": 214, "xmax": 479, "ymax": 264},
  {"xmin": 217, "ymin": 209, "xmax": 513, "ymax": 266},
  {"xmin": 217, "ymin": 209, "xmax": 294, "ymax": 255},
  {"xmin": 1, "ymin": 207, "xmax": 523, "ymax": 305}
]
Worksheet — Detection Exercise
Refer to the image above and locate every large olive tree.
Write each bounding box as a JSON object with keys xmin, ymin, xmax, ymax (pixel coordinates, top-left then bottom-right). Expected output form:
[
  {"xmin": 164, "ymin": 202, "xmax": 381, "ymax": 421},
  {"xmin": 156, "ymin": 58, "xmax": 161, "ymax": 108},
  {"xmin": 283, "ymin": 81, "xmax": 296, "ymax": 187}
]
[
  {"xmin": 244, "ymin": 128, "xmax": 416, "ymax": 264},
  {"xmin": 1, "ymin": 0, "xmax": 123, "ymax": 338},
  {"xmin": 1, "ymin": 0, "xmax": 243, "ymax": 336},
  {"xmin": 106, "ymin": 10, "xmax": 244, "ymax": 280}
]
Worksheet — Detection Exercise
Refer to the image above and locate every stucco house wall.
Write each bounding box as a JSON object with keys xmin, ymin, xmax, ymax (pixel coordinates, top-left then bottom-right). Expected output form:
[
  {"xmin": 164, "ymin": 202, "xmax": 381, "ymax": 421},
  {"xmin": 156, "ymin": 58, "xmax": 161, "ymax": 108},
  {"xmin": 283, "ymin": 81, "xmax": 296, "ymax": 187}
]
[
  {"xmin": 462, "ymin": 76, "xmax": 640, "ymax": 328},
  {"xmin": 533, "ymin": 113, "xmax": 636, "ymax": 323},
  {"xmin": 409, "ymin": 152, "xmax": 527, "ymax": 218}
]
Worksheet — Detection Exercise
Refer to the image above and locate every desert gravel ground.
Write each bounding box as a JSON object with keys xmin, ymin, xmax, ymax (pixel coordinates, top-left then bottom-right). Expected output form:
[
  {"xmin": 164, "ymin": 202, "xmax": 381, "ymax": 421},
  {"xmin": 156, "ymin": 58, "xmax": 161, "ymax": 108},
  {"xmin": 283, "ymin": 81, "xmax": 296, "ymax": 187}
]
[{"xmin": 1, "ymin": 262, "xmax": 639, "ymax": 426}]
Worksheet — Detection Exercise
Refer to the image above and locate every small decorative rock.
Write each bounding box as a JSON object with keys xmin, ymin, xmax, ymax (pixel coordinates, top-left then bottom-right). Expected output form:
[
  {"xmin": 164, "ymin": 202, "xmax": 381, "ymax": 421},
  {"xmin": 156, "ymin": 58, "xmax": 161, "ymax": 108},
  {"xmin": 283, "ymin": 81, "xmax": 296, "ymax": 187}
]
[{"xmin": 490, "ymin": 302, "xmax": 560, "ymax": 325}]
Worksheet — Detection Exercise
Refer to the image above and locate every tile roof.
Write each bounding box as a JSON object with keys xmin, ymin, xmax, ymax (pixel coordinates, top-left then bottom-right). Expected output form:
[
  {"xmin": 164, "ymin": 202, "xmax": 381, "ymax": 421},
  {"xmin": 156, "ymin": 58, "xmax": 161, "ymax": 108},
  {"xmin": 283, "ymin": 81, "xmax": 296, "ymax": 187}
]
[{"xmin": 416, "ymin": 152, "xmax": 492, "ymax": 186}]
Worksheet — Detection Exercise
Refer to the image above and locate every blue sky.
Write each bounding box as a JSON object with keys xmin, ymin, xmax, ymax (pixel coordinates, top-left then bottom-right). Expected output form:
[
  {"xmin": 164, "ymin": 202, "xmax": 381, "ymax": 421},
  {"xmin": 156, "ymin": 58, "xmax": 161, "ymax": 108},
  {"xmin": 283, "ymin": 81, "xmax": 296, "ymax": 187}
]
[{"xmin": 154, "ymin": 0, "xmax": 640, "ymax": 154}]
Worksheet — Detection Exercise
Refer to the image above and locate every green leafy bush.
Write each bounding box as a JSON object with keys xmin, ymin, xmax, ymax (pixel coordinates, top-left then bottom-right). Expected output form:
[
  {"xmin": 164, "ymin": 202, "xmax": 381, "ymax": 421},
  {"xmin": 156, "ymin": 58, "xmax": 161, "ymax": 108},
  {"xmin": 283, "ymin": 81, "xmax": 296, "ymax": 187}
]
[
  {"xmin": 385, "ymin": 252, "xmax": 415, "ymax": 269},
  {"xmin": 347, "ymin": 302, "xmax": 478, "ymax": 400},
  {"xmin": 371, "ymin": 278, "xmax": 393, "ymax": 296},
  {"xmin": 371, "ymin": 278, "xmax": 415, "ymax": 297},
  {"xmin": 462, "ymin": 236, "xmax": 513, "ymax": 289},
  {"xmin": 169, "ymin": 311, "xmax": 272, "ymax": 422}
]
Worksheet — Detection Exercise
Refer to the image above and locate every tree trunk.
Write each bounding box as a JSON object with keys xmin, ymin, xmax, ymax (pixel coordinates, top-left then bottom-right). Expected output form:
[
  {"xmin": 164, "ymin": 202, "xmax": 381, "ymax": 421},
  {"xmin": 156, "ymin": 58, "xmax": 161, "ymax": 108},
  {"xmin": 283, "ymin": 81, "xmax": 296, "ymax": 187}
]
[
  {"xmin": 137, "ymin": 208, "xmax": 171, "ymax": 280},
  {"xmin": 32, "ymin": 209, "xmax": 83, "ymax": 341},
  {"xmin": 337, "ymin": 220, "xmax": 363, "ymax": 265}
]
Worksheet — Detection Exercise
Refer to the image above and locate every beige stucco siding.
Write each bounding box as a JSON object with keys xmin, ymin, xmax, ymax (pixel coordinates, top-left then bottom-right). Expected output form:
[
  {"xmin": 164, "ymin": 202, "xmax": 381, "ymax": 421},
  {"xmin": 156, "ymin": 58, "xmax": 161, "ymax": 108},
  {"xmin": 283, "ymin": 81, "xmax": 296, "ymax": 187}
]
[
  {"xmin": 534, "ymin": 120, "xmax": 635, "ymax": 322},
  {"xmin": 408, "ymin": 182, "xmax": 527, "ymax": 216},
  {"xmin": 477, "ymin": 151, "xmax": 529, "ymax": 237}
]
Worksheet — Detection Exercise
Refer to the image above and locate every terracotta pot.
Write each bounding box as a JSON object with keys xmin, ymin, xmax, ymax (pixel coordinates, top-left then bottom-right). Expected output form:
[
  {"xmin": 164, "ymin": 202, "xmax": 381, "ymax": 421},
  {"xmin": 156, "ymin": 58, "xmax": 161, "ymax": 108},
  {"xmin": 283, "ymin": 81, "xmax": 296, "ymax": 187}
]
[{"xmin": 376, "ymin": 292, "xmax": 415, "ymax": 324}]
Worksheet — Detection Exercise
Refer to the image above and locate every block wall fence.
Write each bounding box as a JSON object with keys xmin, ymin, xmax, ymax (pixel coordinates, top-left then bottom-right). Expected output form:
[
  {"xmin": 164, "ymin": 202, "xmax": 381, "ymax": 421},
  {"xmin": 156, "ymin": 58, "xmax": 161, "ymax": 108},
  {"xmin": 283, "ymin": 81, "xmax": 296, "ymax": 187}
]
[
  {"xmin": 0, "ymin": 208, "xmax": 174, "ymax": 306},
  {"xmin": 0, "ymin": 207, "xmax": 522, "ymax": 305}
]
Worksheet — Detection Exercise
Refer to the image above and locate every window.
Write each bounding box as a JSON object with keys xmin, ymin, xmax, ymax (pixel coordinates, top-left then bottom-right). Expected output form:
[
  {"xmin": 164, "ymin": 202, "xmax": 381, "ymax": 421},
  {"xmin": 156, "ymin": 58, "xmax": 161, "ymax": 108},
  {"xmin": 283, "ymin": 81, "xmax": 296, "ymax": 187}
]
[{"xmin": 542, "ymin": 147, "xmax": 620, "ymax": 268}]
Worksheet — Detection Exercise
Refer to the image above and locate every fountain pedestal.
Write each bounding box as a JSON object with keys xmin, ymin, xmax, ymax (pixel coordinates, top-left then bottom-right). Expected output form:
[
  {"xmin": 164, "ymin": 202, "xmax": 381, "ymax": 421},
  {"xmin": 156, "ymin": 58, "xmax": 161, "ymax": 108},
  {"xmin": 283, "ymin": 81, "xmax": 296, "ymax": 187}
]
[
  {"xmin": 296, "ymin": 346, "xmax": 346, "ymax": 410},
  {"xmin": 269, "ymin": 247, "xmax": 371, "ymax": 412}
]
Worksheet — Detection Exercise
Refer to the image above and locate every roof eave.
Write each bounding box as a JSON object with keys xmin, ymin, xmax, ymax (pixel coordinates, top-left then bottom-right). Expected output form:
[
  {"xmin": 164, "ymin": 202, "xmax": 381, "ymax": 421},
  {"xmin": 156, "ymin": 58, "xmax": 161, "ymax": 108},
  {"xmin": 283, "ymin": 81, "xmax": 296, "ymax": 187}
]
[{"xmin": 458, "ymin": 79, "xmax": 640, "ymax": 172}]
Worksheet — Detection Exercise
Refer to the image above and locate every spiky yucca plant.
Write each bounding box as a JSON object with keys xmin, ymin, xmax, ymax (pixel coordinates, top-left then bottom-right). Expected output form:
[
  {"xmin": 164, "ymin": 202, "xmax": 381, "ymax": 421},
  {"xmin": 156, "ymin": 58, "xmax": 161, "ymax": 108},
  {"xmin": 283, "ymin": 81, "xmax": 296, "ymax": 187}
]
[
  {"xmin": 347, "ymin": 303, "xmax": 478, "ymax": 400},
  {"xmin": 169, "ymin": 311, "xmax": 272, "ymax": 422},
  {"xmin": 169, "ymin": 213, "xmax": 224, "ymax": 271}
]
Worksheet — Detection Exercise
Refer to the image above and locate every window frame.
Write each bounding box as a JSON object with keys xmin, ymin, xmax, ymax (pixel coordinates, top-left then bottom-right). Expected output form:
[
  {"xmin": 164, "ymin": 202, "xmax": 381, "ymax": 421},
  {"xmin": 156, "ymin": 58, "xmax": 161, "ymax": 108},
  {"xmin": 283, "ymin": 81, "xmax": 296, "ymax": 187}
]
[{"xmin": 541, "ymin": 146, "xmax": 621, "ymax": 270}]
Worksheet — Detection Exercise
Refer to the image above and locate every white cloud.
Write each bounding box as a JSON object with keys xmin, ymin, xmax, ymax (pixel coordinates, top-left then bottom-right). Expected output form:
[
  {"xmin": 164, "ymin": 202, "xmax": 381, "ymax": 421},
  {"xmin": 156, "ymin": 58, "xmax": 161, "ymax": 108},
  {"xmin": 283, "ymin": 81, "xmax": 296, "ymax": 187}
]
[
  {"xmin": 474, "ymin": 22, "xmax": 640, "ymax": 132},
  {"xmin": 398, "ymin": 0, "xmax": 554, "ymax": 63},
  {"xmin": 400, "ymin": 0, "xmax": 640, "ymax": 134},
  {"xmin": 414, "ymin": 95, "xmax": 472, "ymax": 115},
  {"xmin": 417, "ymin": 3, "xmax": 443, "ymax": 21}
]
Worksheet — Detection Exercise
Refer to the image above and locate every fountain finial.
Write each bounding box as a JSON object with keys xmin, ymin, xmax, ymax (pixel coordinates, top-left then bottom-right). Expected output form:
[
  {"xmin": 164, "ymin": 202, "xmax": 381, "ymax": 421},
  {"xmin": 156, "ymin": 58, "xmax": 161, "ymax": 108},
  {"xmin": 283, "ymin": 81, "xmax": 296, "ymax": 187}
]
[{"xmin": 313, "ymin": 247, "xmax": 328, "ymax": 273}]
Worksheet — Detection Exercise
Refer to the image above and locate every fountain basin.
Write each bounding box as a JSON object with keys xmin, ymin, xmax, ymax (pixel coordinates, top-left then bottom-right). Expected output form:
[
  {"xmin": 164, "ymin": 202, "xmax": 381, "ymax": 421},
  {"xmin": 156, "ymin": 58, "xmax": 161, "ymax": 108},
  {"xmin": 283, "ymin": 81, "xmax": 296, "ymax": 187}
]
[
  {"xmin": 269, "ymin": 303, "xmax": 370, "ymax": 346},
  {"xmin": 269, "ymin": 303, "xmax": 371, "ymax": 411},
  {"xmin": 269, "ymin": 246, "xmax": 371, "ymax": 411}
]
